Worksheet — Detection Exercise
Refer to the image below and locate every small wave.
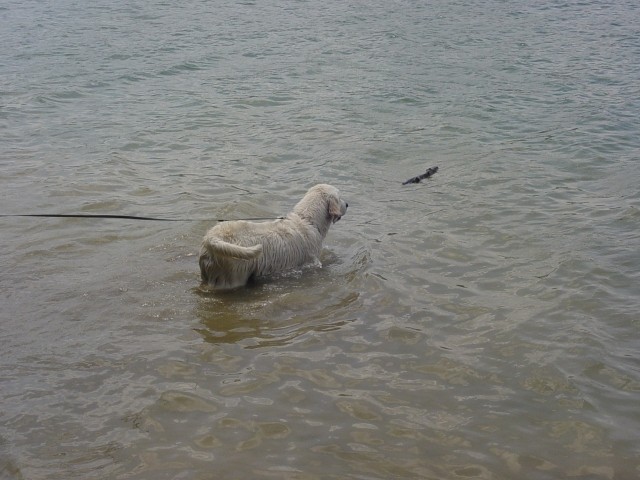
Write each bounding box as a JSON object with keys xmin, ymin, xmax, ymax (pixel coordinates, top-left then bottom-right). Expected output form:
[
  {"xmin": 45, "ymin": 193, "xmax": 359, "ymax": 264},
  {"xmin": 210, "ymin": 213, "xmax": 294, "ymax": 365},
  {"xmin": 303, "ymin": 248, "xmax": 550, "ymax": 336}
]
[{"xmin": 159, "ymin": 61, "xmax": 206, "ymax": 76}]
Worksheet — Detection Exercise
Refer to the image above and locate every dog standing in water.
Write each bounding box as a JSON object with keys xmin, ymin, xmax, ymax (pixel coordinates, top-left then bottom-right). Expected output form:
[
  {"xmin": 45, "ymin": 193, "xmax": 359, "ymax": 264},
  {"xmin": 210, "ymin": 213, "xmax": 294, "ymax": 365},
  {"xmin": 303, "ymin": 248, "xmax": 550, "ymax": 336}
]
[{"xmin": 199, "ymin": 184, "xmax": 348, "ymax": 289}]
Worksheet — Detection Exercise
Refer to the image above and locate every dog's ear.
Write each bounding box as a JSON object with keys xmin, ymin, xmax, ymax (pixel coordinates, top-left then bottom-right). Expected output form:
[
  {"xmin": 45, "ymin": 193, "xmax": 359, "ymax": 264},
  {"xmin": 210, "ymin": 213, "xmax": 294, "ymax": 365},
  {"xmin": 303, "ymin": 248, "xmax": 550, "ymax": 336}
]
[{"xmin": 328, "ymin": 195, "xmax": 342, "ymax": 224}]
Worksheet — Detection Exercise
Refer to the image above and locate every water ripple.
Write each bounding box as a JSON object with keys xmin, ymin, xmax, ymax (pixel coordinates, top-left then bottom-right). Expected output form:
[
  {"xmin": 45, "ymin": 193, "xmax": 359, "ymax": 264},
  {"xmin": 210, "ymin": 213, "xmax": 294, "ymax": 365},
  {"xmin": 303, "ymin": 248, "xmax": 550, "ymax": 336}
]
[{"xmin": 2, "ymin": 0, "xmax": 640, "ymax": 478}]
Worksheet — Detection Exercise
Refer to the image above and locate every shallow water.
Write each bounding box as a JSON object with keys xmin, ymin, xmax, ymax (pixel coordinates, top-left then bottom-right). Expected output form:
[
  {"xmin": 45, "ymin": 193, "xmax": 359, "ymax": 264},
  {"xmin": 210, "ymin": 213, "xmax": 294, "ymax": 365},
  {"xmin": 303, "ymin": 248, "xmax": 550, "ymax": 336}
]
[{"xmin": 1, "ymin": 0, "xmax": 639, "ymax": 478}]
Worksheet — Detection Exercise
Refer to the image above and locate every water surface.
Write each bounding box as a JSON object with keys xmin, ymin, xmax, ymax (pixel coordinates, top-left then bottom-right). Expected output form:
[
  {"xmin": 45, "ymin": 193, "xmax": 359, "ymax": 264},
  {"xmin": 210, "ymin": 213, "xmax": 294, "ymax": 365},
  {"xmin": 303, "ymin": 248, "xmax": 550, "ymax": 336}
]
[{"xmin": 1, "ymin": 0, "xmax": 639, "ymax": 478}]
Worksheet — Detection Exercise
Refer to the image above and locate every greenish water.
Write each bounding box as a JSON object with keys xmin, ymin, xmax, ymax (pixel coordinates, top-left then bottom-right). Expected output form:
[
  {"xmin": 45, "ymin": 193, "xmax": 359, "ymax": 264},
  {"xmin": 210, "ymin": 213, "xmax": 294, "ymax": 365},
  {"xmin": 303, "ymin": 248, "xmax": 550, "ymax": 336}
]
[{"xmin": 1, "ymin": 0, "xmax": 639, "ymax": 478}]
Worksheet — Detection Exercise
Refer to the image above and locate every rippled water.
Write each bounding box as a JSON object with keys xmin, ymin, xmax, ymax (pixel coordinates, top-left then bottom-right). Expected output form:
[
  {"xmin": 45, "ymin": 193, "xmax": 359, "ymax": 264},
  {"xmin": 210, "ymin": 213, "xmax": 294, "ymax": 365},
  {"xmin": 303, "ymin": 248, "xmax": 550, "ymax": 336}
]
[{"xmin": 2, "ymin": 0, "xmax": 640, "ymax": 478}]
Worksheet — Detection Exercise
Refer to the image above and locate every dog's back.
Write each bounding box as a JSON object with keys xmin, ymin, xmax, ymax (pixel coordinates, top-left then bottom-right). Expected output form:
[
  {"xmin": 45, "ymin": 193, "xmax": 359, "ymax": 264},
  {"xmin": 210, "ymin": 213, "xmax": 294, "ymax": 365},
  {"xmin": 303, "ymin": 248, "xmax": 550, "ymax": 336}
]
[{"xmin": 199, "ymin": 217, "xmax": 321, "ymax": 289}]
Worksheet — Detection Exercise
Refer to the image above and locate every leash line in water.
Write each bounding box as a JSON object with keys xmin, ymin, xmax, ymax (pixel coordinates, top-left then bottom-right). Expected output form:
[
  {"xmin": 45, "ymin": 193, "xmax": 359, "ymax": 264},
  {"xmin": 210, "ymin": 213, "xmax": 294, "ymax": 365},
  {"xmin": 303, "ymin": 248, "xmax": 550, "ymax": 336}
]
[
  {"xmin": 3, "ymin": 170, "xmax": 442, "ymax": 224},
  {"xmin": 0, "ymin": 214, "xmax": 285, "ymax": 222}
]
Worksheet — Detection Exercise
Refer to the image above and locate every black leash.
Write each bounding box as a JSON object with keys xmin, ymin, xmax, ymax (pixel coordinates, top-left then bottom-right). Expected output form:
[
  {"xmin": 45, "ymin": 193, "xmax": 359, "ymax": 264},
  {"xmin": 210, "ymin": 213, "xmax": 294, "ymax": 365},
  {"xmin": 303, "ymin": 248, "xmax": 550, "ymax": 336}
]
[
  {"xmin": 0, "ymin": 214, "xmax": 285, "ymax": 222},
  {"xmin": 3, "ymin": 167, "xmax": 440, "ymax": 223}
]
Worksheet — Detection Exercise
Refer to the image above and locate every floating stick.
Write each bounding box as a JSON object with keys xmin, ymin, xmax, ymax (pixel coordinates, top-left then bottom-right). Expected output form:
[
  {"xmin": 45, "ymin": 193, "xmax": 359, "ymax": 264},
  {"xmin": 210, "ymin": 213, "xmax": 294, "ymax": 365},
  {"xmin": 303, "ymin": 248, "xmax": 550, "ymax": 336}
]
[{"xmin": 402, "ymin": 166, "xmax": 439, "ymax": 185}]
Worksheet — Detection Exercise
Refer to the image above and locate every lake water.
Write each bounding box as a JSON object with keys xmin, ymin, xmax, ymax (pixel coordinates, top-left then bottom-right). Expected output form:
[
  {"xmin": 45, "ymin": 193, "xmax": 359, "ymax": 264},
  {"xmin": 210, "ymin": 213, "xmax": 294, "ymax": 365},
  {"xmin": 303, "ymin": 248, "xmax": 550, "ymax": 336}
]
[{"xmin": 1, "ymin": 0, "xmax": 639, "ymax": 478}]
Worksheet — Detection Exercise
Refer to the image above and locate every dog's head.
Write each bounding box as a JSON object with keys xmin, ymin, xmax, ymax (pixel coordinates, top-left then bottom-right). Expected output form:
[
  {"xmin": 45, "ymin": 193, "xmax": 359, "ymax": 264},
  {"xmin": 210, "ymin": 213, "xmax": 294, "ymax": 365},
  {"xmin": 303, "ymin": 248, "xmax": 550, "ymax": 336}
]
[
  {"xmin": 326, "ymin": 186, "xmax": 348, "ymax": 224},
  {"xmin": 295, "ymin": 184, "xmax": 348, "ymax": 228}
]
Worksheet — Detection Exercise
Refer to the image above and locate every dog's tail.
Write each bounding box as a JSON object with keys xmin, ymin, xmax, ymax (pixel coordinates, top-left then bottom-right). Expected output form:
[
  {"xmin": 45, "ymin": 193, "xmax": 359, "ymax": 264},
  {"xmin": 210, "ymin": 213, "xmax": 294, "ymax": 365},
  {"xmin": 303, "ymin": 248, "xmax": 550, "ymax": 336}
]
[{"xmin": 204, "ymin": 239, "xmax": 263, "ymax": 260}]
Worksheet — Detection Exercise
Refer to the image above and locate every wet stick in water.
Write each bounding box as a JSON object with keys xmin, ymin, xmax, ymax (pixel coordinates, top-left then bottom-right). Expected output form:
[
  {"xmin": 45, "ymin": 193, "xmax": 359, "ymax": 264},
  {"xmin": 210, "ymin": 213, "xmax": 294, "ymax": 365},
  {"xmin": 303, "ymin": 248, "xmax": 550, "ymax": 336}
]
[{"xmin": 402, "ymin": 166, "xmax": 439, "ymax": 185}]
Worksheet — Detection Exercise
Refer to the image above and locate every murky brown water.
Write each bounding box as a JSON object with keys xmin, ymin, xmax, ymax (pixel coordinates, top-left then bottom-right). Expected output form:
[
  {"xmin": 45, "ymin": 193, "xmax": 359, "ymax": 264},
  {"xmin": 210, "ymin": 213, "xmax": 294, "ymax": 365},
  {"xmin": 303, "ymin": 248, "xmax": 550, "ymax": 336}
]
[{"xmin": 2, "ymin": 0, "xmax": 639, "ymax": 478}]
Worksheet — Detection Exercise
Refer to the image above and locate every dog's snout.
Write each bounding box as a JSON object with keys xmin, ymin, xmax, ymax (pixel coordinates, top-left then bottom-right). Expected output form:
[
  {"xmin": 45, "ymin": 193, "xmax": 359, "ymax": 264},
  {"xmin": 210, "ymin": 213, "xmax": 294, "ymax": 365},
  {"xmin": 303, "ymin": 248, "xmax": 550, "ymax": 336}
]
[{"xmin": 346, "ymin": 202, "xmax": 349, "ymax": 208}]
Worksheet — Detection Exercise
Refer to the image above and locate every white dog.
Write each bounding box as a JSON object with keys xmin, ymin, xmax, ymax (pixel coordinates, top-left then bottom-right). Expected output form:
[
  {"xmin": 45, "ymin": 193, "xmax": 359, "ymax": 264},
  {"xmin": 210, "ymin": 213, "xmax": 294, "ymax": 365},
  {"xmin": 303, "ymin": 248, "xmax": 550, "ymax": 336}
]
[{"xmin": 199, "ymin": 184, "xmax": 348, "ymax": 289}]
